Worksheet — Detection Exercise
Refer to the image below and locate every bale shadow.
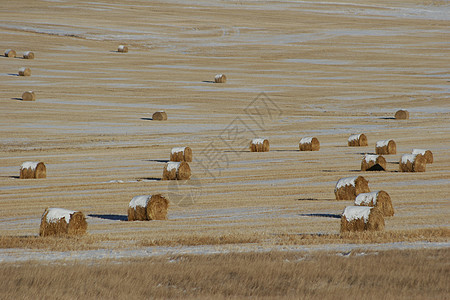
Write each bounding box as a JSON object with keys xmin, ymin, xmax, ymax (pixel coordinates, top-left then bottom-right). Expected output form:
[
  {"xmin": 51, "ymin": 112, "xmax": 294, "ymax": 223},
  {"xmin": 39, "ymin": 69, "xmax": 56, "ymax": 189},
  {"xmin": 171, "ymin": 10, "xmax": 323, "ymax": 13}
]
[
  {"xmin": 88, "ymin": 214, "xmax": 128, "ymax": 221},
  {"xmin": 299, "ymin": 213, "xmax": 341, "ymax": 219},
  {"xmin": 11, "ymin": 98, "xmax": 23, "ymax": 101},
  {"xmin": 0, "ymin": 175, "xmax": 20, "ymax": 179},
  {"xmin": 202, "ymin": 80, "xmax": 215, "ymax": 83},
  {"xmin": 140, "ymin": 117, "xmax": 153, "ymax": 121},
  {"xmin": 366, "ymin": 164, "xmax": 385, "ymax": 171},
  {"xmin": 379, "ymin": 117, "xmax": 396, "ymax": 120},
  {"xmin": 145, "ymin": 159, "xmax": 169, "ymax": 163},
  {"xmin": 137, "ymin": 177, "xmax": 162, "ymax": 181},
  {"xmin": 359, "ymin": 152, "xmax": 376, "ymax": 155},
  {"xmin": 8, "ymin": 74, "xmax": 19, "ymax": 76}
]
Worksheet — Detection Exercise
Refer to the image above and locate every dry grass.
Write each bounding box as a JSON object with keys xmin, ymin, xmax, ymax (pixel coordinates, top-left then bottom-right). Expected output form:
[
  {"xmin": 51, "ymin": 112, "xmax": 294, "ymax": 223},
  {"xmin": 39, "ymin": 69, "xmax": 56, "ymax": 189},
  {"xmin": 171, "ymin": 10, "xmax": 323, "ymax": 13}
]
[
  {"xmin": 140, "ymin": 233, "xmax": 260, "ymax": 247},
  {"xmin": 0, "ymin": 248, "xmax": 448, "ymax": 299}
]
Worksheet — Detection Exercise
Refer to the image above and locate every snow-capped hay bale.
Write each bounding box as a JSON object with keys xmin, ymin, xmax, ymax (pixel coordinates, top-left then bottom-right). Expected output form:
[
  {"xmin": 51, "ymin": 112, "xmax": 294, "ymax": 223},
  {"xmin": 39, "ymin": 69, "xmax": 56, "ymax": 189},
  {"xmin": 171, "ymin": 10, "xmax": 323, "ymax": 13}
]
[
  {"xmin": 340, "ymin": 206, "xmax": 384, "ymax": 233},
  {"xmin": 354, "ymin": 191, "xmax": 394, "ymax": 217},
  {"xmin": 39, "ymin": 208, "xmax": 87, "ymax": 236},
  {"xmin": 399, "ymin": 153, "xmax": 426, "ymax": 172},
  {"xmin": 152, "ymin": 111, "xmax": 167, "ymax": 121},
  {"xmin": 348, "ymin": 134, "xmax": 368, "ymax": 147},
  {"xmin": 4, "ymin": 49, "xmax": 16, "ymax": 57},
  {"xmin": 23, "ymin": 51, "xmax": 34, "ymax": 59},
  {"xmin": 20, "ymin": 161, "xmax": 46, "ymax": 179},
  {"xmin": 395, "ymin": 110, "xmax": 409, "ymax": 120},
  {"xmin": 128, "ymin": 194, "xmax": 169, "ymax": 221},
  {"xmin": 250, "ymin": 138, "xmax": 269, "ymax": 152},
  {"xmin": 214, "ymin": 74, "xmax": 226, "ymax": 83},
  {"xmin": 375, "ymin": 139, "xmax": 396, "ymax": 155},
  {"xmin": 299, "ymin": 137, "xmax": 320, "ymax": 151},
  {"xmin": 170, "ymin": 146, "xmax": 192, "ymax": 162},
  {"xmin": 412, "ymin": 149, "xmax": 433, "ymax": 164},
  {"xmin": 361, "ymin": 154, "xmax": 386, "ymax": 171},
  {"xmin": 118, "ymin": 45, "xmax": 128, "ymax": 53},
  {"xmin": 18, "ymin": 67, "xmax": 31, "ymax": 76},
  {"xmin": 162, "ymin": 161, "xmax": 191, "ymax": 180},
  {"xmin": 22, "ymin": 91, "xmax": 35, "ymax": 101},
  {"xmin": 334, "ymin": 176, "xmax": 370, "ymax": 200}
]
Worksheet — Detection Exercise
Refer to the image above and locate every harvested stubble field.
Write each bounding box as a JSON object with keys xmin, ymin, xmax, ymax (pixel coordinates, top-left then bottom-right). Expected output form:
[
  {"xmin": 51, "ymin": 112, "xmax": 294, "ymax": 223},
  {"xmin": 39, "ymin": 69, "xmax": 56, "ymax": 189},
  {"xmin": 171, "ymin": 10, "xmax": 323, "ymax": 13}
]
[{"xmin": 0, "ymin": 0, "xmax": 449, "ymax": 298}]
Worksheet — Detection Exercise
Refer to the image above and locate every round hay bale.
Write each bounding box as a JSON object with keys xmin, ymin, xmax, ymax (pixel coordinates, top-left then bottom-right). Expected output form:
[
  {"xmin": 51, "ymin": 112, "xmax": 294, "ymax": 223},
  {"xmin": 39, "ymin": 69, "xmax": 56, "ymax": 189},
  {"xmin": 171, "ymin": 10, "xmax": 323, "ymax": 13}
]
[
  {"xmin": 348, "ymin": 133, "xmax": 368, "ymax": 147},
  {"xmin": 20, "ymin": 161, "xmax": 46, "ymax": 179},
  {"xmin": 4, "ymin": 49, "xmax": 16, "ymax": 57},
  {"xmin": 395, "ymin": 110, "xmax": 409, "ymax": 120},
  {"xmin": 250, "ymin": 138, "xmax": 269, "ymax": 152},
  {"xmin": 214, "ymin": 74, "xmax": 226, "ymax": 83},
  {"xmin": 299, "ymin": 137, "xmax": 320, "ymax": 151},
  {"xmin": 39, "ymin": 208, "xmax": 87, "ymax": 237},
  {"xmin": 23, "ymin": 51, "xmax": 34, "ymax": 59},
  {"xmin": 18, "ymin": 67, "xmax": 31, "ymax": 76},
  {"xmin": 412, "ymin": 149, "xmax": 433, "ymax": 164},
  {"xmin": 399, "ymin": 153, "xmax": 426, "ymax": 172},
  {"xmin": 340, "ymin": 206, "xmax": 385, "ymax": 233},
  {"xmin": 152, "ymin": 111, "xmax": 167, "ymax": 121},
  {"xmin": 375, "ymin": 139, "xmax": 396, "ymax": 155},
  {"xmin": 361, "ymin": 154, "xmax": 386, "ymax": 171},
  {"xmin": 22, "ymin": 91, "xmax": 35, "ymax": 101},
  {"xmin": 128, "ymin": 194, "xmax": 169, "ymax": 221},
  {"xmin": 163, "ymin": 161, "xmax": 191, "ymax": 180},
  {"xmin": 170, "ymin": 146, "xmax": 192, "ymax": 162},
  {"xmin": 118, "ymin": 45, "xmax": 128, "ymax": 53},
  {"xmin": 354, "ymin": 190, "xmax": 394, "ymax": 217},
  {"xmin": 334, "ymin": 176, "xmax": 370, "ymax": 200}
]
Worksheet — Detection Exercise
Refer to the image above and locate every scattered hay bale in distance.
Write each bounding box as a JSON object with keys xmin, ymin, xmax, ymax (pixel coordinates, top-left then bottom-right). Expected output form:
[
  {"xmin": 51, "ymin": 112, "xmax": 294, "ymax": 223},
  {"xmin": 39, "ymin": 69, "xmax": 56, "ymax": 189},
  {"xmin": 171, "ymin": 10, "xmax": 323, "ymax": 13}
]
[
  {"xmin": 39, "ymin": 207, "xmax": 87, "ymax": 236},
  {"xmin": 348, "ymin": 133, "xmax": 368, "ymax": 147},
  {"xmin": 128, "ymin": 194, "xmax": 169, "ymax": 221},
  {"xmin": 162, "ymin": 161, "xmax": 191, "ymax": 180},
  {"xmin": 354, "ymin": 191, "xmax": 394, "ymax": 217},
  {"xmin": 250, "ymin": 138, "xmax": 270, "ymax": 152},
  {"xmin": 152, "ymin": 111, "xmax": 167, "ymax": 121},
  {"xmin": 399, "ymin": 153, "xmax": 426, "ymax": 172},
  {"xmin": 214, "ymin": 74, "xmax": 227, "ymax": 83},
  {"xmin": 340, "ymin": 206, "xmax": 385, "ymax": 233},
  {"xmin": 22, "ymin": 91, "xmax": 35, "ymax": 101},
  {"xmin": 412, "ymin": 149, "xmax": 433, "ymax": 164},
  {"xmin": 170, "ymin": 146, "xmax": 192, "ymax": 162},
  {"xmin": 299, "ymin": 137, "xmax": 320, "ymax": 151},
  {"xmin": 20, "ymin": 161, "xmax": 46, "ymax": 179},
  {"xmin": 361, "ymin": 154, "xmax": 386, "ymax": 171},
  {"xmin": 118, "ymin": 45, "xmax": 128, "ymax": 53},
  {"xmin": 4, "ymin": 49, "xmax": 16, "ymax": 57},
  {"xmin": 395, "ymin": 109, "xmax": 409, "ymax": 120},
  {"xmin": 375, "ymin": 139, "xmax": 396, "ymax": 155},
  {"xmin": 18, "ymin": 67, "xmax": 31, "ymax": 76},
  {"xmin": 23, "ymin": 51, "xmax": 34, "ymax": 59},
  {"xmin": 334, "ymin": 176, "xmax": 370, "ymax": 200}
]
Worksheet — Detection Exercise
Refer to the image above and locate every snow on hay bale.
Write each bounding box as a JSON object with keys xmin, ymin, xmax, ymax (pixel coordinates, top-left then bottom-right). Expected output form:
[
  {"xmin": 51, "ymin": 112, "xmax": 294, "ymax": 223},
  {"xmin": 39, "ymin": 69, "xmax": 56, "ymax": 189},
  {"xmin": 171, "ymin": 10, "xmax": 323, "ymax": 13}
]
[
  {"xmin": 20, "ymin": 161, "xmax": 46, "ymax": 179},
  {"xmin": 348, "ymin": 134, "xmax": 368, "ymax": 147},
  {"xmin": 127, "ymin": 194, "xmax": 169, "ymax": 221},
  {"xmin": 340, "ymin": 206, "xmax": 385, "ymax": 233},
  {"xmin": 152, "ymin": 111, "xmax": 167, "ymax": 121},
  {"xmin": 334, "ymin": 176, "xmax": 370, "ymax": 200},
  {"xmin": 299, "ymin": 137, "xmax": 320, "ymax": 151},
  {"xmin": 4, "ymin": 49, "xmax": 16, "ymax": 57},
  {"xmin": 118, "ymin": 45, "xmax": 128, "ymax": 53},
  {"xmin": 250, "ymin": 138, "xmax": 269, "ymax": 152},
  {"xmin": 23, "ymin": 51, "xmax": 34, "ymax": 59},
  {"xmin": 361, "ymin": 154, "xmax": 386, "ymax": 171},
  {"xmin": 163, "ymin": 161, "xmax": 191, "ymax": 180},
  {"xmin": 39, "ymin": 207, "xmax": 87, "ymax": 236},
  {"xmin": 375, "ymin": 139, "xmax": 396, "ymax": 155},
  {"xmin": 354, "ymin": 191, "xmax": 394, "ymax": 217},
  {"xmin": 395, "ymin": 110, "xmax": 409, "ymax": 120},
  {"xmin": 18, "ymin": 67, "xmax": 31, "ymax": 76},
  {"xmin": 412, "ymin": 149, "xmax": 433, "ymax": 164},
  {"xmin": 399, "ymin": 153, "xmax": 426, "ymax": 172},
  {"xmin": 214, "ymin": 74, "xmax": 226, "ymax": 83},
  {"xmin": 22, "ymin": 91, "xmax": 35, "ymax": 101},
  {"xmin": 170, "ymin": 147, "xmax": 192, "ymax": 162}
]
